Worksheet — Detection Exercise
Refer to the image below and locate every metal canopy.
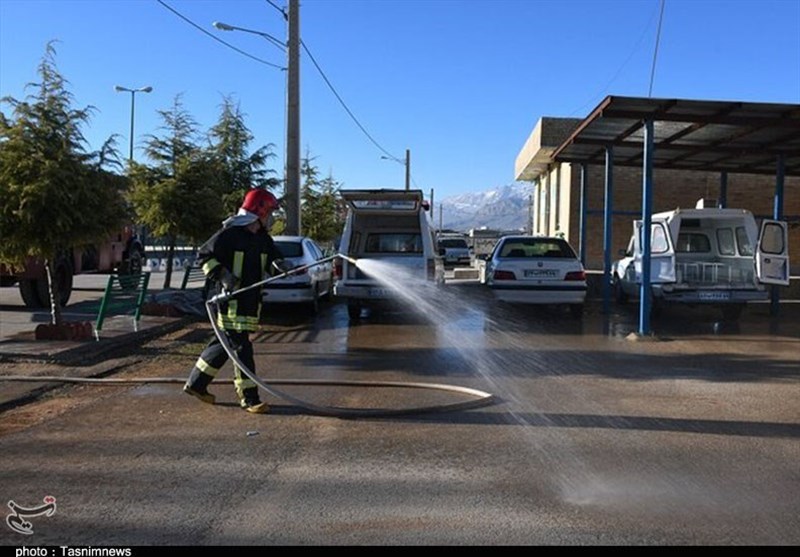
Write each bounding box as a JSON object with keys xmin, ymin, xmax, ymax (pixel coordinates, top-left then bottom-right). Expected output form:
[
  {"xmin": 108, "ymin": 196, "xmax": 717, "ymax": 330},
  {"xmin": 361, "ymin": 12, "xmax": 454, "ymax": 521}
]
[{"xmin": 552, "ymin": 96, "xmax": 800, "ymax": 176}]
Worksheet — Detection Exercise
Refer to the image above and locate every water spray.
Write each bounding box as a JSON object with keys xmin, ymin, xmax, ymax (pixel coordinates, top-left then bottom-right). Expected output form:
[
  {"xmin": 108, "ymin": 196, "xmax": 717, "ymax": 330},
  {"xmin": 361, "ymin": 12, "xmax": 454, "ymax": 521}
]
[{"xmin": 202, "ymin": 252, "xmax": 495, "ymax": 417}]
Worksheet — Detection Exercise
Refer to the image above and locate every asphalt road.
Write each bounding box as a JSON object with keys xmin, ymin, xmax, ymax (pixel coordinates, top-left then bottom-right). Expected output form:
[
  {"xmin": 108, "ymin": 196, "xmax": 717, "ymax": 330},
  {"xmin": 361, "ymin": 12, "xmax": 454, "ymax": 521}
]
[{"xmin": 0, "ymin": 275, "xmax": 798, "ymax": 545}]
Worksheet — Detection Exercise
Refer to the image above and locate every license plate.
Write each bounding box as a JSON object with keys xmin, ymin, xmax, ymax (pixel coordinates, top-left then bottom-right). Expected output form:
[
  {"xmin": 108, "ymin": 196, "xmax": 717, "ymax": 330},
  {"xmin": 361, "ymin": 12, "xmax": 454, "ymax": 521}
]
[
  {"xmin": 524, "ymin": 269, "xmax": 558, "ymax": 278},
  {"xmin": 368, "ymin": 288, "xmax": 390, "ymax": 297},
  {"xmin": 698, "ymin": 291, "xmax": 731, "ymax": 301}
]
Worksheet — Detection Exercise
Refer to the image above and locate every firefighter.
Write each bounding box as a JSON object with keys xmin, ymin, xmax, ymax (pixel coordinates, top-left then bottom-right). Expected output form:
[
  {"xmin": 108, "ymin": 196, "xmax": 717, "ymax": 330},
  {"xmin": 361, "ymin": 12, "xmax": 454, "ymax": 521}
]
[{"xmin": 183, "ymin": 188, "xmax": 289, "ymax": 414}]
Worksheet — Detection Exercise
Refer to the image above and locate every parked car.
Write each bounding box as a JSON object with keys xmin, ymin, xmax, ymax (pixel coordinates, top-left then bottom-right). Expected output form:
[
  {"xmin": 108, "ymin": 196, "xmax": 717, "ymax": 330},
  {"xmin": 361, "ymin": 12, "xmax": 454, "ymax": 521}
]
[
  {"xmin": 481, "ymin": 235, "xmax": 587, "ymax": 317},
  {"xmin": 263, "ymin": 235, "xmax": 333, "ymax": 314},
  {"xmin": 437, "ymin": 236, "xmax": 472, "ymax": 267},
  {"xmin": 611, "ymin": 200, "xmax": 790, "ymax": 320},
  {"xmin": 333, "ymin": 189, "xmax": 444, "ymax": 320}
]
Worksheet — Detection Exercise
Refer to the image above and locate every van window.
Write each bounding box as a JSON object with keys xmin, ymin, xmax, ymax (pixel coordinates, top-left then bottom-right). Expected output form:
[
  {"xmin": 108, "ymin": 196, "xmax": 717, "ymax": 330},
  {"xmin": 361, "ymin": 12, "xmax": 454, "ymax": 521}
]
[
  {"xmin": 735, "ymin": 227, "xmax": 754, "ymax": 256},
  {"xmin": 760, "ymin": 222, "xmax": 785, "ymax": 254},
  {"xmin": 651, "ymin": 224, "xmax": 669, "ymax": 254},
  {"xmin": 676, "ymin": 232, "xmax": 711, "ymax": 253},
  {"xmin": 366, "ymin": 233, "xmax": 422, "ymax": 254},
  {"xmin": 716, "ymin": 229, "xmax": 736, "ymax": 256}
]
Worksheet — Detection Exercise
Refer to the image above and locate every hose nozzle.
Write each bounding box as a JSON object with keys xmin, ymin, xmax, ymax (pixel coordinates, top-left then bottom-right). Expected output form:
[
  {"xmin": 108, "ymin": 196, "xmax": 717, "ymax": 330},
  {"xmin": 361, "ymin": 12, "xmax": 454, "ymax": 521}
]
[{"xmin": 337, "ymin": 253, "xmax": 358, "ymax": 265}]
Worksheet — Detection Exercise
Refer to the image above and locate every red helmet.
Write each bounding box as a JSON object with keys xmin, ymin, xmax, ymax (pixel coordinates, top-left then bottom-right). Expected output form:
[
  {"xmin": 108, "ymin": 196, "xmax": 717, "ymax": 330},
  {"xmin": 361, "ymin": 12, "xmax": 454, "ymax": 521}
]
[{"xmin": 240, "ymin": 189, "xmax": 280, "ymax": 219}]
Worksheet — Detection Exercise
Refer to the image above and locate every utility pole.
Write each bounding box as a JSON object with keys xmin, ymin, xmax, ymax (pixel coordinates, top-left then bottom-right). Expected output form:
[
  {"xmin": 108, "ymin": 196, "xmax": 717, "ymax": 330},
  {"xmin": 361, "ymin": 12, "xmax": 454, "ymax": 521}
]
[
  {"xmin": 285, "ymin": 0, "xmax": 301, "ymax": 235},
  {"xmin": 405, "ymin": 149, "xmax": 411, "ymax": 191}
]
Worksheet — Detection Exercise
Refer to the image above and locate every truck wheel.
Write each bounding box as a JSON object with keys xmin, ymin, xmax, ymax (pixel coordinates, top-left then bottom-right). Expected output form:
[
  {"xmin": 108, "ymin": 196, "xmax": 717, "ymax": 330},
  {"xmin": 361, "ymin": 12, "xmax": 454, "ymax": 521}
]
[
  {"xmin": 55, "ymin": 258, "xmax": 73, "ymax": 306},
  {"xmin": 613, "ymin": 278, "xmax": 628, "ymax": 304},
  {"xmin": 721, "ymin": 304, "xmax": 744, "ymax": 321},
  {"xmin": 19, "ymin": 279, "xmax": 46, "ymax": 308},
  {"xmin": 34, "ymin": 259, "xmax": 73, "ymax": 307}
]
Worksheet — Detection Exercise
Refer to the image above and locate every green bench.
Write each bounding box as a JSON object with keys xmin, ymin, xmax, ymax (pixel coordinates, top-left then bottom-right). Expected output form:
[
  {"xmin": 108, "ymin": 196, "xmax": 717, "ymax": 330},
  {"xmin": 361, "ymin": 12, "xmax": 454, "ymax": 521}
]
[{"xmin": 94, "ymin": 272, "xmax": 151, "ymax": 338}]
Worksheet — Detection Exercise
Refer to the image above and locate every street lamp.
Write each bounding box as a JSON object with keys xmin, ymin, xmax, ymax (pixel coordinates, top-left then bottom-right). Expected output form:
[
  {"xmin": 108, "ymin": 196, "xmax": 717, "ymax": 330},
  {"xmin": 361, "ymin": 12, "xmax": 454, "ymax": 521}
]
[
  {"xmin": 212, "ymin": 21, "xmax": 286, "ymax": 51},
  {"xmin": 114, "ymin": 85, "xmax": 153, "ymax": 162},
  {"xmin": 213, "ymin": 1, "xmax": 301, "ymax": 235},
  {"xmin": 381, "ymin": 149, "xmax": 411, "ymax": 190}
]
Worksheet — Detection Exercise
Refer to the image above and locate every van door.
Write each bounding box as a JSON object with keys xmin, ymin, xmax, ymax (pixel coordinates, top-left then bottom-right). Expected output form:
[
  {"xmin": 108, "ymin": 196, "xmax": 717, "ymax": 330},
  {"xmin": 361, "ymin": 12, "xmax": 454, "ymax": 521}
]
[
  {"xmin": 633, "ymin": 220, "xmax": 676, "ymax": 283},
  {"xmin": 756, "ymin": 220, "xmax": 790, "ymax": 286}
]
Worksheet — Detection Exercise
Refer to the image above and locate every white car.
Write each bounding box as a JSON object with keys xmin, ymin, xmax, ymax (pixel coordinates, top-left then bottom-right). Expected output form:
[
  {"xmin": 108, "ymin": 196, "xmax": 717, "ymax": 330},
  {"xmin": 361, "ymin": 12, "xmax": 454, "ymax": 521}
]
[
  {"xmin": 263, "ymin": 236, "xmax": 333, "ymax": 314},
  {"xmin": 483, "ymin": 235, "xmax": 587, "ymax": 317},
  {"xmin": 437, "ymin": 236, "xmax": 472, "ymax": 267}
]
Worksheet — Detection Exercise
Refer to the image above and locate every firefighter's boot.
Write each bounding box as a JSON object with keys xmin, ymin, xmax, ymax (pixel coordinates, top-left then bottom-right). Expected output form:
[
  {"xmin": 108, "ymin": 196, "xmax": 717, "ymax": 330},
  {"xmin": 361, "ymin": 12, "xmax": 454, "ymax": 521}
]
[
  {"xmin": 184, "ymin": 368, "xmax": 216, "ymax": 405},
  {"xmin": 240, "ymin": 387, "xmax": 269, "ymax": 414}
]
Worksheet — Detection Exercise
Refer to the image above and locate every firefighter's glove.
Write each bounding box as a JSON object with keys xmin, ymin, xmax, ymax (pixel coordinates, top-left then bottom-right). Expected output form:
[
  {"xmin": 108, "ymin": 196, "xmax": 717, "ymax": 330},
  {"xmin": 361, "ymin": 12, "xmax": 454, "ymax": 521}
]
[
  {"xmin": 272, "ymin": 259, "xmax": 295, "ymax": 275},
  {"xmin": 218, "ymin": 268, "xmax": 237, "ymax": 294}
]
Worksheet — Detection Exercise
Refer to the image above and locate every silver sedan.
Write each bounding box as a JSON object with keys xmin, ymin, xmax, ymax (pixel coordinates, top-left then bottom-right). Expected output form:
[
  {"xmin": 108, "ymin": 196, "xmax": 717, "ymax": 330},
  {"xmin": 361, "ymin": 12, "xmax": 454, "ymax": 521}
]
[{"xmin": 263, "ymin": 235, "xmax": 333, "ymax": 314}]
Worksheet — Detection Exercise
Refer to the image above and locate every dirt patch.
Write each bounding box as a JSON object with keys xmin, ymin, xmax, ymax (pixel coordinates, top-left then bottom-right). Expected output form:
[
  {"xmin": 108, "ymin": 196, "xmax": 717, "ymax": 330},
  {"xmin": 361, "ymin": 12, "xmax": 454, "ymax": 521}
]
[{"xmin": 0, "ymin": 322, "xmax": 210, "ymax": 436}]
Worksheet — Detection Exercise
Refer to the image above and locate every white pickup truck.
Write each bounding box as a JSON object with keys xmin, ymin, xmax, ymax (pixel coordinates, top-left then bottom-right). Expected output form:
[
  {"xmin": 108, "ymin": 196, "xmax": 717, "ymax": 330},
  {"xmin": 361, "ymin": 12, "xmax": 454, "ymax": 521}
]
[
  {"xmin": 611, "ymin": 200, "xmax": 790, "ymax": 320},
  {"xmin": 333, "ymin": 189, "xmax": 444, "ymax": 320}
]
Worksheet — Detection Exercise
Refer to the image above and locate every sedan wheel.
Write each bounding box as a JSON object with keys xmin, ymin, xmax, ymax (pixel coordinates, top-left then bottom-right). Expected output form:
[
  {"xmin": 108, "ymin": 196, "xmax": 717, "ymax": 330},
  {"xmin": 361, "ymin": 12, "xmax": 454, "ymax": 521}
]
[
  {"xmin": 309, "ymin": 285, "xmax": 320, "ymax": 315},
  {"xmin": 569, "ymin": 304, "xmax": 584, "ymax": 318},
  {"xmin": 347, "ymin": 302, "xmax": 361, "ymax": 320}
]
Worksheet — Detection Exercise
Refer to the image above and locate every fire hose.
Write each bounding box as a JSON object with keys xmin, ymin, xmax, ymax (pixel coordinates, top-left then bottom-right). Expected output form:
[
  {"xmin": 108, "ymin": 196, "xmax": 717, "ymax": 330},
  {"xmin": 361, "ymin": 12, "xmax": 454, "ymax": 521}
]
[{"xmin": 2, "ymin": 254, "xmax": 496, "ymax": 418}]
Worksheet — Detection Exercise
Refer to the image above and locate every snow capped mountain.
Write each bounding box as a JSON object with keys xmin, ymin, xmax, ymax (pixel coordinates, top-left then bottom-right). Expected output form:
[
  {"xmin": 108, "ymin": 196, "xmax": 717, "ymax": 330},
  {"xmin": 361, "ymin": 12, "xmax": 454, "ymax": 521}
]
[{"xmin": 435, "ymin": 182, "xmax": 533, "ymax": 232}]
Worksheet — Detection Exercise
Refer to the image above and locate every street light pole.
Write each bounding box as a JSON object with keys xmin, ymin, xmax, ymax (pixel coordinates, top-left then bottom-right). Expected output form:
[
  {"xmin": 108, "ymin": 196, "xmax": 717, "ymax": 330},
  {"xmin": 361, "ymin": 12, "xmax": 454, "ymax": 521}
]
[
  {"xmin": 405, "ymin": 148, "xmax": 411, "ymax": 191},
  {"xmin": 114, "ymin": 85, "xmax": 153, "ymax": 162}
]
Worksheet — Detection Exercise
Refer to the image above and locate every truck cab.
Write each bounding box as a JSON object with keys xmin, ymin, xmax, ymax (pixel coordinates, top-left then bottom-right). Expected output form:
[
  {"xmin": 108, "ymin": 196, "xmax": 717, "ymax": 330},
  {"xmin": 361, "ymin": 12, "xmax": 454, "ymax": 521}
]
[{"xmin": 611, "ymin": 200, "xmax": 790, "ymax": 320}]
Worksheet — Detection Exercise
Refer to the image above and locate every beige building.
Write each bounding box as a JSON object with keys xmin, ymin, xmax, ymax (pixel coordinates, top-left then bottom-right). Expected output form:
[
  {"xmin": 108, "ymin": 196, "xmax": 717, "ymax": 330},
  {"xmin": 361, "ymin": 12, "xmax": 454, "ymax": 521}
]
[{"xmin": 515, "ymin": 110, "xmax": 800, "ymax": 273}]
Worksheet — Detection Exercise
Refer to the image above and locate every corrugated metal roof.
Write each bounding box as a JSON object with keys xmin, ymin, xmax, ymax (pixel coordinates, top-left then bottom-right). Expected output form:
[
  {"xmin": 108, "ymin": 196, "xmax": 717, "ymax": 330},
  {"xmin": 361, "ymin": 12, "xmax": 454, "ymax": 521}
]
[{"xmin": 551, "ymin": 96, "xmax": 800, "ymax": 176}]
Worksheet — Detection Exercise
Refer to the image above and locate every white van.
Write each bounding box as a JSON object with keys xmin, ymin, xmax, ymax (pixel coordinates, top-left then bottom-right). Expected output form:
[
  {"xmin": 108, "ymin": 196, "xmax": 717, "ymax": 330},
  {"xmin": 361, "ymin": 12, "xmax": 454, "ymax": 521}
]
[
  {"xmin": 611, "ymin": 200, "xmax": 790, "ymax": 320},
  {"xmin": 333, "ymin": 189, "xmax": 444, "ymax": 320}
]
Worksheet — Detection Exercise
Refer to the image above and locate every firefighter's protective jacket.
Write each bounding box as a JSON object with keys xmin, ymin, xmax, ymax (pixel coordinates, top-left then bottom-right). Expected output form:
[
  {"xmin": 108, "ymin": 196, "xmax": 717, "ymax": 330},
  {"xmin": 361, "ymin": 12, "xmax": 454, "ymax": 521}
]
[{"xmin": 199, "ymin": 224, "xmax": 281, "ymax": 331}]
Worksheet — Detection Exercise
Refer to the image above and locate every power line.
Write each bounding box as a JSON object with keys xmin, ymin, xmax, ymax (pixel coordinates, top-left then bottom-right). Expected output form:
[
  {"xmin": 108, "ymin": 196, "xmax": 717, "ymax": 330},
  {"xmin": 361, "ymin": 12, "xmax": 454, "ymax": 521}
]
[
  {"xmin": 157, "ymin": 0, "xmax": 285, "ymax": 70},
  {"xmin": 265, "ymin": 0, "xmax": 287, "ymax": 18},
  {"xmin": 158, "ymin": 0, "xmax": 406, "ymax": 177},
  {"xmin": 568, "ymin": 1, "xmax": 662, "ymax": 116},
  {"xmin": 649, "ymin": 0, "xmax": 666, "ymax": 97},
  {"xmin": 301, "ymin": 39, "xmax": 401, "ymax": 162}
]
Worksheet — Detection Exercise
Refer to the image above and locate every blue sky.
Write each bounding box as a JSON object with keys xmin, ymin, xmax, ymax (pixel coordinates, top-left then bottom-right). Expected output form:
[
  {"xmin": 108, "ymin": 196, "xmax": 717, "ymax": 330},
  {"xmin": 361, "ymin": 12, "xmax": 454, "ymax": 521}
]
[{"xmin": 1, "ymin": 0, "xmax": 798, "ymax": 201}]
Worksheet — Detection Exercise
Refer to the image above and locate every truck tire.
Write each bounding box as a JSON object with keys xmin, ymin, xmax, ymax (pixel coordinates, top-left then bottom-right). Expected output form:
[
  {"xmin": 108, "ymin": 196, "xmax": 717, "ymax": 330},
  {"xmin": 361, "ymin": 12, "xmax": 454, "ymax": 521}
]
[
  {"xmin": 613, "ymin": 277, "xmax": 628, "ymax": 304},
  {"xmin": 55, "ymin": 258, "xmax": 73, "ymax": 306},
  {"xmin": 34, "ymin": 259, "xmax": 73, "ymax": 307},
  {"xmin": 19, "ymin": 279, "xmax": 46, "ymax": 308},
  {"xmin": 721, "ymin": 303, "xmax": 744, "ymax": 321}
]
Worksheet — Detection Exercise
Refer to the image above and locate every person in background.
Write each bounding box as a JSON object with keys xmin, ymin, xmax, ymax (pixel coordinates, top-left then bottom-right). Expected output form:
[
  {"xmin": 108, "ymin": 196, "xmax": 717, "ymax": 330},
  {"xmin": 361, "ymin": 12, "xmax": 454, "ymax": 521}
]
[{"xmin": 183, "ymin": 188, "xmax": 290, "ymax": 414}]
